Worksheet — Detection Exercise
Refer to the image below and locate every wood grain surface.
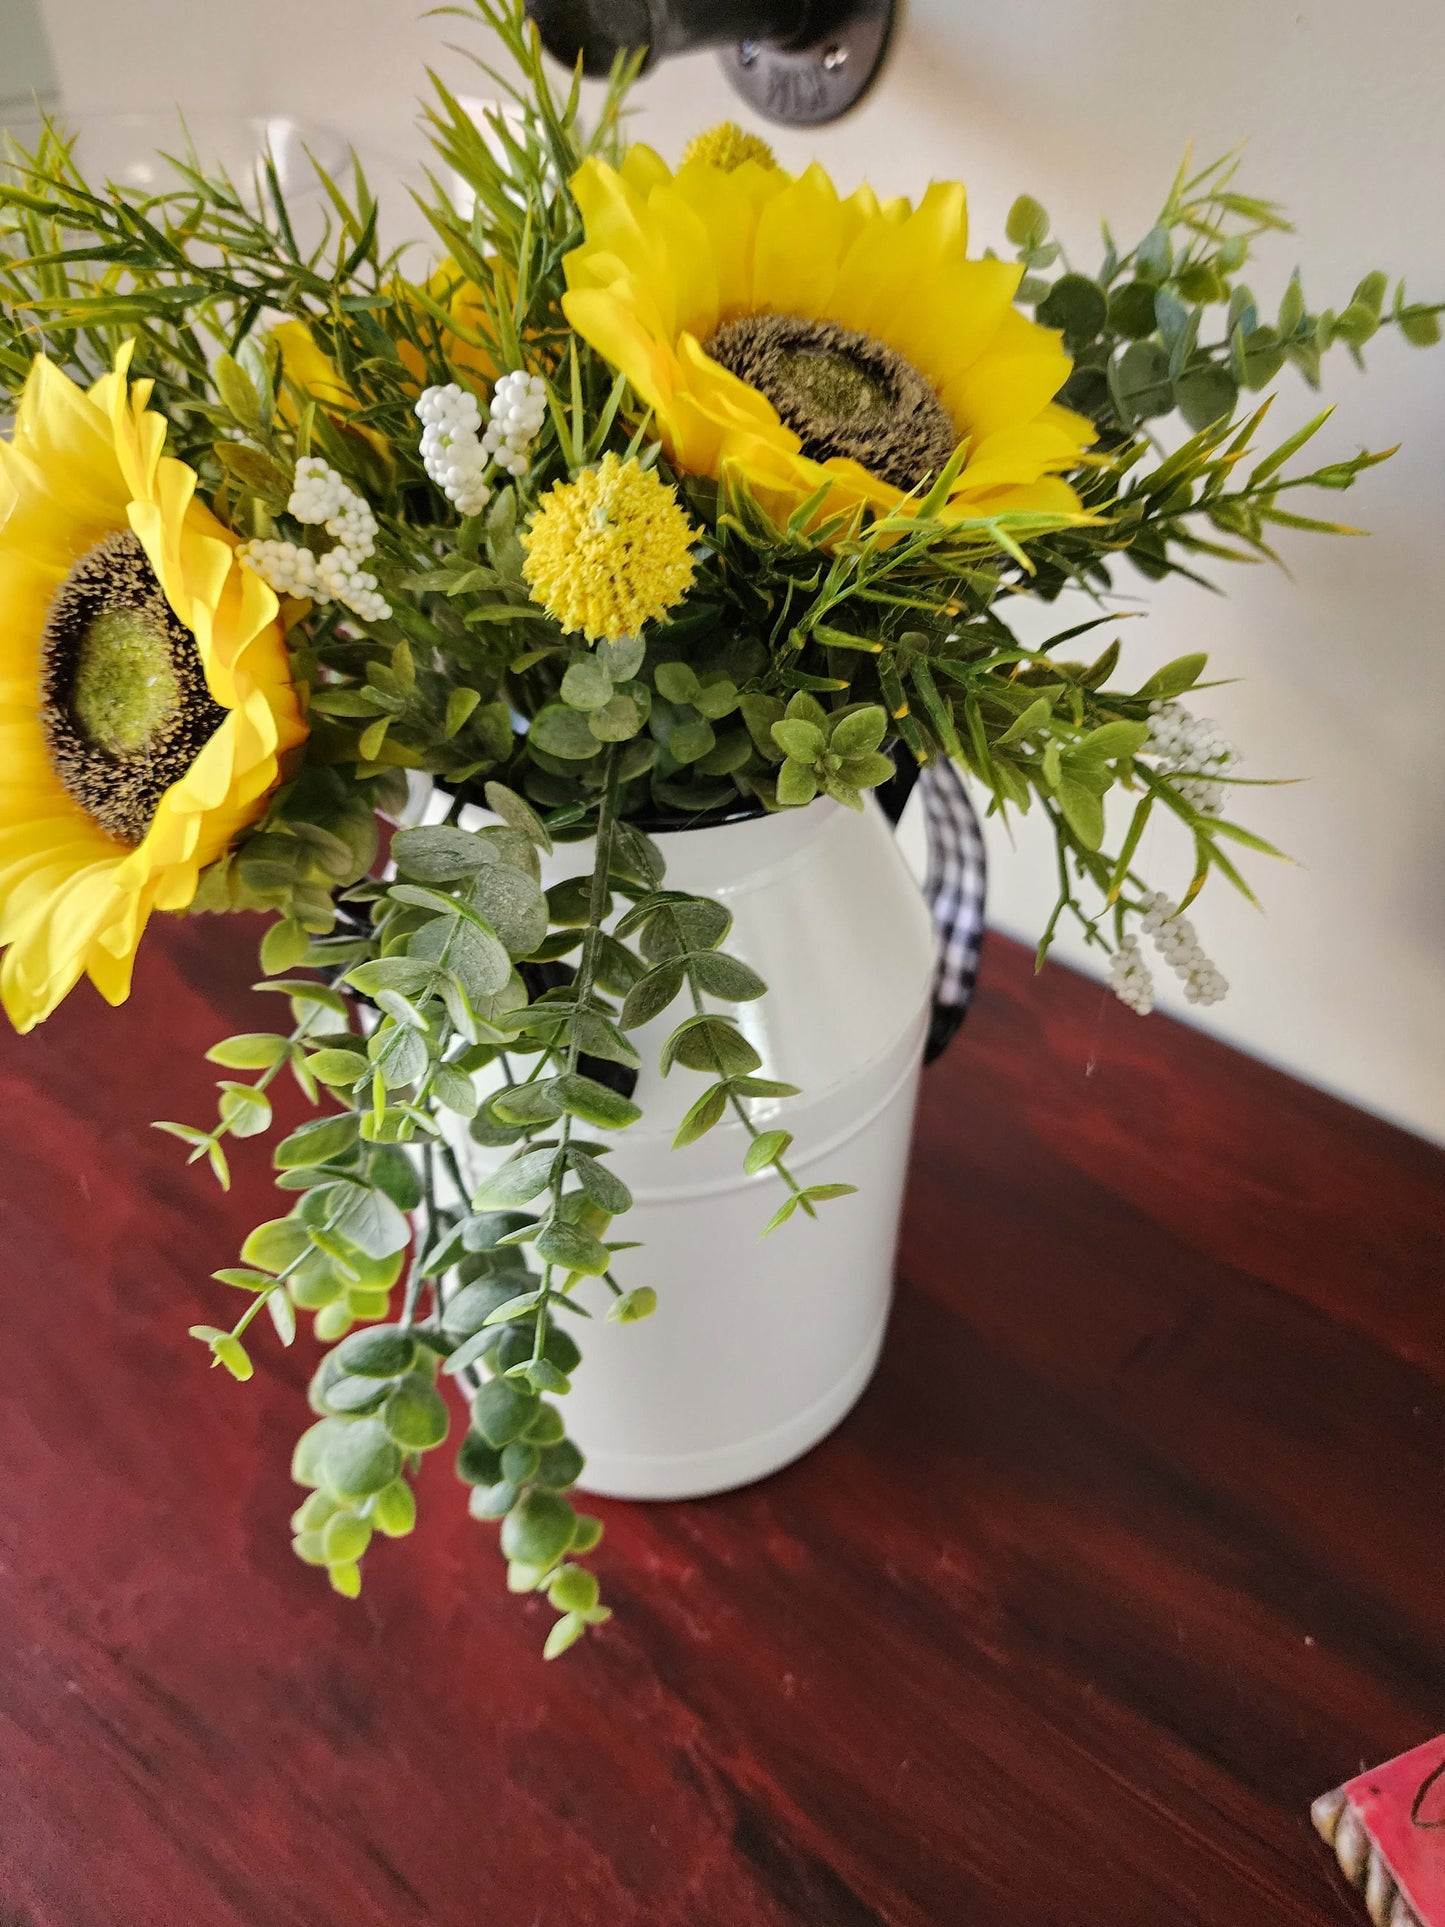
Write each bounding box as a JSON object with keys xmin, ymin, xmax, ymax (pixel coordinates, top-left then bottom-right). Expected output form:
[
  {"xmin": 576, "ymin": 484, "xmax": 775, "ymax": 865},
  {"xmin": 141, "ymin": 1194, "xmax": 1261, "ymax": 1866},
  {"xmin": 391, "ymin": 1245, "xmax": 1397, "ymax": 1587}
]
[{"xmin": 1, "ymin": 912, "xmax": 1441, "ymax": 1927}]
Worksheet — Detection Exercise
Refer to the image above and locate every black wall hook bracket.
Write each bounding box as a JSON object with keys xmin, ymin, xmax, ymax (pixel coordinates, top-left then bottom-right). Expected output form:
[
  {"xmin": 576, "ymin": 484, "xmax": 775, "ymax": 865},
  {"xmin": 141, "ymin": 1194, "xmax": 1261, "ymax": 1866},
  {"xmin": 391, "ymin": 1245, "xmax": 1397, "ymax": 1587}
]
[{"xmin": 525, "ymin": 0, "xmax": 897, "ymax": 126}]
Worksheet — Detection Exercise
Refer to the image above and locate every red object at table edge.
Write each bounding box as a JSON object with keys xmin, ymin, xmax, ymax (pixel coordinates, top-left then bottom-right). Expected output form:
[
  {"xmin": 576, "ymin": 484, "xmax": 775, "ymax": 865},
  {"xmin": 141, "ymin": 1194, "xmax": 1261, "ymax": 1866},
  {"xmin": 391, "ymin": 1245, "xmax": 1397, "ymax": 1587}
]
[{"xmin": 1314, "ymin": 1737, "xmax": 1445, "ymax": 1926}]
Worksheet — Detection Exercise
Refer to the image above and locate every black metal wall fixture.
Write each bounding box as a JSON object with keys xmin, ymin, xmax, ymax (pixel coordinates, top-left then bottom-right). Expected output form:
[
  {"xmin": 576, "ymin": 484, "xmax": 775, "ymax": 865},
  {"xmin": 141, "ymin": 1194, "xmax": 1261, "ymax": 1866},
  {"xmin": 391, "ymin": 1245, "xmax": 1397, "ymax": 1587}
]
[{"xmin": 524, "ymin": 0, "xmax": 898, "ymax": 126}]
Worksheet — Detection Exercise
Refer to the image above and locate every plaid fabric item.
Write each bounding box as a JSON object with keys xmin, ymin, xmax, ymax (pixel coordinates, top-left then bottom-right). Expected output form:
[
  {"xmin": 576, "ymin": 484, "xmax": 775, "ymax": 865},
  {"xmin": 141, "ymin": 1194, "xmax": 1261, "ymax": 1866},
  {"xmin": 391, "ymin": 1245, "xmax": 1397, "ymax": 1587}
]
[{"xmin": 918, "ymin": 758, "xmax": 988, "ymax": 1062}]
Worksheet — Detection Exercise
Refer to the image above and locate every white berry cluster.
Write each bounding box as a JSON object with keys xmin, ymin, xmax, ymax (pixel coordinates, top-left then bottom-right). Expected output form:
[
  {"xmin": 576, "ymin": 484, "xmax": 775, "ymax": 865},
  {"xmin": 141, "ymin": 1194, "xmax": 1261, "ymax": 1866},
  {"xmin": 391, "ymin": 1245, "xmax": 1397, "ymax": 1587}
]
[
  {"xmin": 416, "ymin": 384, "xmax": 492, "ymax": 515},
  {"xmin": 480, "ymin": 370, "xmax": 548, "ymax": 476},
  {"xmin": 1139, "ymin": 892, "xmax": 1228, "ymax": 1005},
  {"xmin": 1107, "ymin": 935, "xmax": 1156, "ymax": 1014},
  {"xmin": 1109, "ymin": 893, "xmax": 1229, "ymax": 1015},
  {"xmin": 239, "ymin": 537, "xmax": 322, "ymax": 599},
  {"xmin": 1144, "ymin": 700, "xmax": 1236, "ymax": 816},
  {"xmin": 240, "ymin": 457, "xmax": 391, "ymax": 623},
  {"xmin": 415, "ymin": 371, "xmax": 547, "ymax": 516}
]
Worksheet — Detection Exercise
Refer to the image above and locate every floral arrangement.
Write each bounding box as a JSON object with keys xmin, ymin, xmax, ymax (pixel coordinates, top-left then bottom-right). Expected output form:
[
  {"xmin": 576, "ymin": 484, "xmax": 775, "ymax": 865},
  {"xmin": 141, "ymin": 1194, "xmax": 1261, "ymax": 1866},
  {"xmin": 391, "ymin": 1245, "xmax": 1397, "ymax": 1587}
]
[{"xmin": 1, "ymin": 0, "xmax": 1437, "ymax": 1654}]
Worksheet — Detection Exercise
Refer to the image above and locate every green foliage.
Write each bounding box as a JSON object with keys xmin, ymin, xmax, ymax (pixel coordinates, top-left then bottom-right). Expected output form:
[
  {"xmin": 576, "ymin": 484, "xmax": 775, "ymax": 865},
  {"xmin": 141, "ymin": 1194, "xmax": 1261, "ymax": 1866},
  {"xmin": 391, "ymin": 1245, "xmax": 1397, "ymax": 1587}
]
[{"xmin": 1009, "ymin": 152, "xmax": 1441, "ymax": 449}]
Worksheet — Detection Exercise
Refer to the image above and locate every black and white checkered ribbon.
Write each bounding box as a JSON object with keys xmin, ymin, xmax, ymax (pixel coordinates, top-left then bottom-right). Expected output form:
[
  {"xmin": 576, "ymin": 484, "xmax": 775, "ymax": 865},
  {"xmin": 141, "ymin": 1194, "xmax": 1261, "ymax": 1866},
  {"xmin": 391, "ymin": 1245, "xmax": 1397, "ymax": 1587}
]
[
  {"xmin": 877, "ymin": 754, "xmax": 987, "ymax": 1063},
  {"xmin": 917, "ymin": 758, "xmax": 988, "ymax": 1061}
]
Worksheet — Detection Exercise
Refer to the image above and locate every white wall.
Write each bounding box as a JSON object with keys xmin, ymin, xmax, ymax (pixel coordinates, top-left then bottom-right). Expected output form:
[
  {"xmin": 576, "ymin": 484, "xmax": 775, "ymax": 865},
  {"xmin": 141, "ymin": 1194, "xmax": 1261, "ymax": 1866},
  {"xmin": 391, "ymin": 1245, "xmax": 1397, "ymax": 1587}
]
[{"xmin": 20, "ymin": 0, "xmax": 1445, "ymax": 1141}]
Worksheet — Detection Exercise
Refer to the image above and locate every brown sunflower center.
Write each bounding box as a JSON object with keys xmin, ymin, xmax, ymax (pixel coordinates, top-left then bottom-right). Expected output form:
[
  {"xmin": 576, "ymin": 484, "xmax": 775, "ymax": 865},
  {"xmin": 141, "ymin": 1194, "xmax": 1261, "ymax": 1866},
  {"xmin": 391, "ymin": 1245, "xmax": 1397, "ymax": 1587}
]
[
  {"xmin": 703, "ymin": 314, "xmax": 959, "ymax": 492},
  {"xmin": 40, "ymin": 531, "xmax": 226, "ymax": 845}
]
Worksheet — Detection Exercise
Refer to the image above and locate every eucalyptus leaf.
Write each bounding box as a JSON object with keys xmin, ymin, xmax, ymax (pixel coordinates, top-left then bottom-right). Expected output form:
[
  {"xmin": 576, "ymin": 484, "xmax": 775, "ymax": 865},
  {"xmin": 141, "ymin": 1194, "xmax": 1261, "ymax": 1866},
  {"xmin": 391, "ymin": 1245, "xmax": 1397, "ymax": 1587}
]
[
  {"xmin": 588, "ymin": 693, "xmax": 642, "ymax": 742},
  {"xmin": 483, "ymin": 781, "xmax": 552, "ymax": 851},
  {"xmin": 469, "ymin": 866, "xmax": 548, "ymax": 958},
  {"xmin": 597, "ymin": 634, "xmax": 645, "ymax": 681},
  {"xmin": 345, "ymin": 957, "xmax": 437, "ymax": 998},
  {"xmin": 325, "ymin": 1183, "xmax": 411, "ymax": 1259},
  {"xmin": 335, "ymin": 1325, "xmax": 417, "ymax": 1377},
  {"xmin": 242, "ymin": 1216, "xmax": 312, "ymax": 1274},
  {"xmin": 674, "ymin": 1082, "xmax": 728, "ymax": 1148},
  {"xmin": 368, "ymin": 1021, "xmax": 429, "ymax": 1089},
  {"xmin": 654, "ymin": 661, "xmax": 701, "ymax": 705},
  {"xmin": 1114, "ymin": 339, "xmax": 1174, "ymax": 419},
  {"xmin": 1037, "ymin": 273, "xmax": 1108, "ymax": 348},
  {"xmin": 206, "ymin": 1032, "xmax": 289, "ymax": 1071},
  {"xmin": 668, "ymin": 719, "xmax": 715, "ymax": 765},
  {"xmin": 367, "ymin": 1140, "xmax": 423, "ymax": 1217},
  {"xmin": 535, "ymin": 1220, "xmax": 613, "ymax": 1275},
  {"xmin": 744, "ymin": 1129, "xmax": 792, "ymax": 1176},
  {"xmin": 391, "ymin": 826, "xmax": 490, "ymax": 882},
  {"xmin": 551, "ymin": 1074, "xmax": 643, "ymax": 1130},
  {"xmin": 1175, "ymin": 364, "xmax": 1239, "ymax": 432},
  {"xmin": 500, "ymin": 1490, "xmax": 575, "ymax": 1568},
  {"xmin": 321, "ymin": 1419, "xmax": 402, "ymax": 1500},
  {"xmin": 568, "ymin": 1150, "xmax": 632, "ymax": 1215},
  {"xmin": 382, "ymin": 1376, "xmax": 450, "ymax": 1450},
  {"xmin": 619, "ymin": 963, "xmax": 686, "ymax": 1030},
  {"xmin": 410, "ymin": 913, "xmax": 512, "ymax": 1002},
  {"xmin": 531, "ymin": 703, "xmax": 603, "ymax": 761},
  {"xmin": 218, "ymin": 1084, "xmax": 271, "ymax": 1138},
  {"xmin": 561, "ymin": 657, "xmax": 614, "ymax": 711},
  {"xmin": 689, "ymin": 951, "xmax": 767, "ymax": 1002},
  {"xmin": 432, "ymin": 1063, "xmax": 479, "ymax": 1116},
  {"xmin": 605, "ymin": 1287, "xmax": 657, "ymax": 1325},
  {"xmin": 474, "ymin": 1146, "xmax": 558, "ymax": 1208},
  {"xmin": 307, "ymin": 1048, "xmax": 370, "ymax": 1086},
  {"xmin": 275, "ymin": 1111, "xmax": 360, "ymax": 1170},
  {"xmin": 471, "ymin": 1375, "xmax": 539, "ymax": 1447}
]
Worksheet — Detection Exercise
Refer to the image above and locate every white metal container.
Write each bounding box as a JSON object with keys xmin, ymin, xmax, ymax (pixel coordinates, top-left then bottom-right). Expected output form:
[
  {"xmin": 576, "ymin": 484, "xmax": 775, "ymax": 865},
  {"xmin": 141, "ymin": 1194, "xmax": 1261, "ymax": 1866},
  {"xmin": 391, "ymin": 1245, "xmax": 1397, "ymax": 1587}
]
[{"xmin": 426, "ymin": 791, "xmax": 937, "ymax": 1501}]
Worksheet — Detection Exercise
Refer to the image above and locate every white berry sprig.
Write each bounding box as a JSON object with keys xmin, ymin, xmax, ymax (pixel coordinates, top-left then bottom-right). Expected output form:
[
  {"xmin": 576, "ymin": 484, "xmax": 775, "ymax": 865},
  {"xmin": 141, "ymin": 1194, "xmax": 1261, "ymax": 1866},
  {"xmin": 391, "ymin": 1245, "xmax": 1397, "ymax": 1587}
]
[
  {"xmin": 1144, "ymin": 700, "xmax": 1237, "ymax": 816},
  {"xmin": 415, "ymin": 371, "xmax": 548, "ymax": 516},
  {"xmin": 1107, "ymin": 935, "xmax": 1156, "ymax": 1014},
  {"xmin": 479, "ymin": 370, "xmax": 549, "ymax": 477},
  {"xmin": 1139, "ymin": 892, "xmax": 1228, "ymax": 1006},
  {"xmin": 240, "ymin": 457, "xmax": 391, "ymax": 624},
  {"xmin": 1109, "ymin": 891, "xmax": 1229, "ymax": 1015}
]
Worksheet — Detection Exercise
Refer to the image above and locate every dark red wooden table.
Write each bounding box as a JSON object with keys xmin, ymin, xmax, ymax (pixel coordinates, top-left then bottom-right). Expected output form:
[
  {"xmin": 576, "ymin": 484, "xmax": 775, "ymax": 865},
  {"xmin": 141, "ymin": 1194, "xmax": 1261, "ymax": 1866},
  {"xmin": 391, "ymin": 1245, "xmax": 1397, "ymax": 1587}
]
[{"xmin": 2, "ymin": 914, "xmax": 1441, "ymax": 1927}]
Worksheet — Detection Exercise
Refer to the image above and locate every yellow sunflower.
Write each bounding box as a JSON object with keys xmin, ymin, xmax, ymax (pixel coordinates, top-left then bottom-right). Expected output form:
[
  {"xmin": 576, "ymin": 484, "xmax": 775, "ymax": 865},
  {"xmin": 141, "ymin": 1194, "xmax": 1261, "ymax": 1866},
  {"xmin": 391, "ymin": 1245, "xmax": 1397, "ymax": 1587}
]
[
  {"xmin": 0, "ymin": 347, "xmax": 306, "ymax": 1031},
  {"xmin": 562, "ymin": 147, "xmax": 1096, "ymax": 533}
]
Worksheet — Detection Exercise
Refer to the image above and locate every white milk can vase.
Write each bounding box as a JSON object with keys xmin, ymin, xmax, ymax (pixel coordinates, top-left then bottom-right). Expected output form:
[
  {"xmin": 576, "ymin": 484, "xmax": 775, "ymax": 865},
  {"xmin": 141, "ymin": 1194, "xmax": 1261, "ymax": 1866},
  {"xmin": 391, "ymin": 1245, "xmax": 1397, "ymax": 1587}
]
[{"xmin": 418, "ymin": 788, "xmax": 941, "ymax": 1500}]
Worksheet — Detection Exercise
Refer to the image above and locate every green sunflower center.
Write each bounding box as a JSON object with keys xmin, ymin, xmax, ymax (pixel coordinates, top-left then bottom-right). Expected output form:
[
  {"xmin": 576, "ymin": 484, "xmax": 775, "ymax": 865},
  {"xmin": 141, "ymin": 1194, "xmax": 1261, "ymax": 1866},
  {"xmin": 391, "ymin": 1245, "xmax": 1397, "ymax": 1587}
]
[
  {"xmin": 40, "ymin": 531, "xmax": 226, "ymax": 845},
  {"xmin": 703, "ymin": 314, "xmax": 959, "ymax": 493},
  {"xmin": 71, "ymin": 608, "xmax": 182, "ymax": 756}
]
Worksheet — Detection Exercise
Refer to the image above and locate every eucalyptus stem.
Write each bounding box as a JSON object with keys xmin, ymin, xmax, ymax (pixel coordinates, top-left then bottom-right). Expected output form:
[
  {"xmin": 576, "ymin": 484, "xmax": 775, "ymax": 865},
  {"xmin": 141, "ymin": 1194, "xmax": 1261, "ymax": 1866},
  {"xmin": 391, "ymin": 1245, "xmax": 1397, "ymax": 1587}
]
[
  {"xmin": 399, "ymin": 1146, "xmax": 436, "ymax": 1330},
  {"xmin": 532, "ymin": 745, "xmax": 624, "ymax": 1360},
  {"xmin": 684, "ymin": 973, "xmax": 815, "ymax": 1218},
  {"xmin": 437, "ymin": 1136, "xmax": 471, "ymax": 1215},
  {"xmin": 230, "ymin": 1203, "xmax": 342, "ymax": 1341}
]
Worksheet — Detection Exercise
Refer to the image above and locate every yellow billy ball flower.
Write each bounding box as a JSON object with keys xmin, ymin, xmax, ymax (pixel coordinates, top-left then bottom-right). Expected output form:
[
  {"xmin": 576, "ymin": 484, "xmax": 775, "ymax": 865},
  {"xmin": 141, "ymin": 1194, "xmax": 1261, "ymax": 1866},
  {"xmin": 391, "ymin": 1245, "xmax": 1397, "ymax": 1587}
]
[
  {"xmin": 681, "ymin": 123, "xmax": 778, "ymax": 174},
  {"xmin": 521, "ymin": 453, "xmax": 696, "ymax": 644},
  {"xmin": 562, "ymin": 148, "xmax": 1095, "ymax": 535},
  {"xmin": 0, "ymin": 347, "xmax": 306, "ymax": 1030}
]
